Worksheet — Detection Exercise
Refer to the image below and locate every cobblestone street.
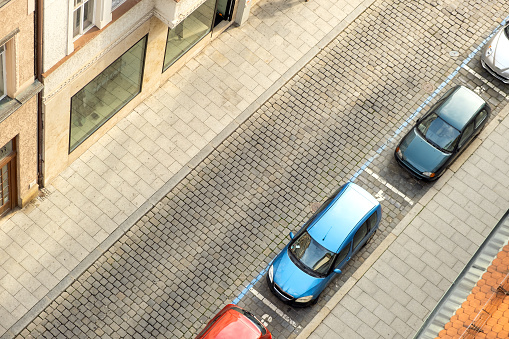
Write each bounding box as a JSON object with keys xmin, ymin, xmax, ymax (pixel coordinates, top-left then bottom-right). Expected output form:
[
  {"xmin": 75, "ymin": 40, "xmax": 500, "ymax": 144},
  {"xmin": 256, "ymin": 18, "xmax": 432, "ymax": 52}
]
[{"xmin": 10, "ymin": 0, "xmax": 509, "ymax": 338}]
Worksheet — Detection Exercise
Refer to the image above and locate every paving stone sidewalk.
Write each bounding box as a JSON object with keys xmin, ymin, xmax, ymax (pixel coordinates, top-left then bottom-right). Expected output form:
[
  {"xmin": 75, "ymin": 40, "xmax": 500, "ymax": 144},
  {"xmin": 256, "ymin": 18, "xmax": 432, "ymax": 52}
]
[
  {"xmin": 0, "ymin": 0, "xmax": 375, "ymax": 336},
  {"xmin": 301, "ymin": 104, "xmax": 509, "ymax": 338}
]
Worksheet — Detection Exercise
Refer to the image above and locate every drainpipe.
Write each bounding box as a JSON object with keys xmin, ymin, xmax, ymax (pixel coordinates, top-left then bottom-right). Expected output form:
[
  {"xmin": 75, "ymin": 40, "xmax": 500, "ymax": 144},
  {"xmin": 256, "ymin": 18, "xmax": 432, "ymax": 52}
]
[{"xmin": 36, "ymin": 0, "xmax": 44, "ymax": 188}]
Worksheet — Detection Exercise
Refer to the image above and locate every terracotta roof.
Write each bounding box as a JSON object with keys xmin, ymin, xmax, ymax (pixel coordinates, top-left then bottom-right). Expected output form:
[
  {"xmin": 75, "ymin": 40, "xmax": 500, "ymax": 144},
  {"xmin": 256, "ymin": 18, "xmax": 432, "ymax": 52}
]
[{"xmin": 437, "ymin": 244, "xmax": 509, "ymax": 339}]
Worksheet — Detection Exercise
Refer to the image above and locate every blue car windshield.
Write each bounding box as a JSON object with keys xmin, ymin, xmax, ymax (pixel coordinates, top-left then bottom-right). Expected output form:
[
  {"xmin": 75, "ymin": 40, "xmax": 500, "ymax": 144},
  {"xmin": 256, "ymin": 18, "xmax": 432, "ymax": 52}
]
[
  {"xmin": 417, "ymin": 113, "xmax": 460, "ymax": 152},
  {"xmin": 290, "ymin": 231, "xmax": 336, "ymax": 275}
]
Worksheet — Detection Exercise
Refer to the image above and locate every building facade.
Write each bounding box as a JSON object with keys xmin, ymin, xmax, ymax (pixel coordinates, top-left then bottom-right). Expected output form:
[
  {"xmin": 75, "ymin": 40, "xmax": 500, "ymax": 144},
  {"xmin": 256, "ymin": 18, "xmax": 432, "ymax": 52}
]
[
  {"xmin": 0, "ymin": 0, "xmax": 43, "ymax": 217},
  {"xmin": 41, "ymin": 0, "xmax": 241, "ymax": 185}
]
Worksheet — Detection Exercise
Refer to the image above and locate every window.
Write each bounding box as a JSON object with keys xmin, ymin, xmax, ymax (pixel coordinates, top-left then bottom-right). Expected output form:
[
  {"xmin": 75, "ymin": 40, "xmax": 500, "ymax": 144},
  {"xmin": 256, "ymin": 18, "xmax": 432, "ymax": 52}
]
[
  {"xmin": 0, "ymin": 0, "xmax": 11, "ymax": 9},
  {"xmin": 70, "ymin": 35, "xmax": 147, "ymax": 151},
  {"xmin": 73, "ymin": 0, "xmax": 95, "ymax": 39},
  {"xmin": 333, "ymin": 244, "xmax": 350, "ymax": 269},
  {"xmin": 0, "ymin": 44, "xmax": 6, "ymax": 100},
  {"xmin": 353, "ymin": 222, "xmax": 368, "ymax": 249},
  {"xmin": 289, "ymin": 231, "xmax": 336, "ymax": 275},
  {"xmin": 458, "ymin": 121, "xmax": 475, "ymax": 148},
  {"xmin": 366, "ymin": 211, "xmax": 378, "ymax": 231},
  {"xmin": 417, "ymin": 113, "xmax": 460, "ymax": 152},
  {"xmin": 111, "ymin": 0, "xmax": 126, "ymax": 11},
  {"xmin": 163, "ymin": 0, "xmax": 215, "ymax": 70},
  {"xmin": 475, "ymin": 110, "xmax": 488, "ymax": 129}
]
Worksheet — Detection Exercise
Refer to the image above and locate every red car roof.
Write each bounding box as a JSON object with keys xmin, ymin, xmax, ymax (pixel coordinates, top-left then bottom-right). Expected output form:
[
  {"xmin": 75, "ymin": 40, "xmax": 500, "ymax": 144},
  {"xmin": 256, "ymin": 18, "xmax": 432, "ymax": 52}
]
[{"xmin": 196, "ymin": 304, "xmax": 271, "ymax": 339}]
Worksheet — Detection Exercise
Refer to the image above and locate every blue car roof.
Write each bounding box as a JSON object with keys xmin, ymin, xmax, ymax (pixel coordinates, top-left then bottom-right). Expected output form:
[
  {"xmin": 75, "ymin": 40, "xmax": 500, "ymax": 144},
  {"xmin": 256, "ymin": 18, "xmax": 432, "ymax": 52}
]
[
  {"xmin": 307, "ymin": 183, "xmax": 379, "ymax": 253},
  {"xmin": 435, "ymin": 86, "xmax": 485, "ymax": 130}
]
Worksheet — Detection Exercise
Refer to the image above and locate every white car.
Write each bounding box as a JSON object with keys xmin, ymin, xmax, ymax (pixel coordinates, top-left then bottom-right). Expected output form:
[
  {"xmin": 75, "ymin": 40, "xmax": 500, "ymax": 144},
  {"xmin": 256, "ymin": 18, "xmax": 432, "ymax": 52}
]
[{"xmin": 481, "ymin": 24, "xmax": 509, "ymax": 83}]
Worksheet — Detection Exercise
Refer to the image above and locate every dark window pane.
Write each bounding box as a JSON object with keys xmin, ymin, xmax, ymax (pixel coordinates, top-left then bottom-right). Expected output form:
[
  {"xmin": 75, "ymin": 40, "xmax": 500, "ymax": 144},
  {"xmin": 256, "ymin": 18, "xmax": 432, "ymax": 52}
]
[
  {"xmin": 70, "ymin": 36, "xmax": 147, "ymax": 151},
  {"xmin": 353, "ymin": 223, "xmax": 368, "ymax": 249},
  {"xmin": 83, "ymin": 0, "xmax": 94, "ymax": 30},
  {"xmin": 334, "ymin": 244, "xmax": 349, "ymax": 268},
  {"xmin": 459, "ymin": 122, "xmax": 474, "ymax": 148},
  {"xmin": 475, "ymin": 110, "xmax": 487, "ymax": 128},
  {"xmin": 366, "ymin": 212, "xmax": 378, "ymax": 231},
  {"xmin": 73, "ymin": 7, "xmax": 81, "ymax": 38}
]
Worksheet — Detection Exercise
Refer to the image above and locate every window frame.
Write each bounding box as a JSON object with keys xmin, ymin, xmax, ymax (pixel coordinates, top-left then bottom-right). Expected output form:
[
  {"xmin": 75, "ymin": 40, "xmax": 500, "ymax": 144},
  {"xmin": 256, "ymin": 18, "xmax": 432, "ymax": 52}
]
[
  {"xmin": 72, "ymin": 0, "xmax": 95, "ymax": 40},
  {"xmin": 0, "ymin": 44, "xmax": 6, "ymax": 101}
]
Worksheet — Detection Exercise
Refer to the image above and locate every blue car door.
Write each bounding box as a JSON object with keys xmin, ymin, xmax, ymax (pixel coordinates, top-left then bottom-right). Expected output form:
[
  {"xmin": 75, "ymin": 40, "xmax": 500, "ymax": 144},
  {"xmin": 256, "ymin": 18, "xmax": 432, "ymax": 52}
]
[{"xmin": 323, "ymin": 242, "xmax": 351, "ymax": 287}]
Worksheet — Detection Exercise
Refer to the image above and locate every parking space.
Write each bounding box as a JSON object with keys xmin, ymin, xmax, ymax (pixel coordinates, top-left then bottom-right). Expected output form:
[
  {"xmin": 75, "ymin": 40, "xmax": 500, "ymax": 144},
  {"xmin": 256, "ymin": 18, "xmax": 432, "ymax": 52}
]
[{"xmin": 14, "ymin": 0, "xmax": 509, "ymax": 338}]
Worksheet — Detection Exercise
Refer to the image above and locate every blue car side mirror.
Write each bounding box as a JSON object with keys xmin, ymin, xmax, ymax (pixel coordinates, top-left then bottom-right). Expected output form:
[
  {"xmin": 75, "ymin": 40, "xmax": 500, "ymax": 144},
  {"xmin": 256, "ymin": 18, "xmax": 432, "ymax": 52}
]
[
  {"xmin": 333, "ymin": 268, "xmax": 342, "ymax": 274},
  {"xmin": 289, "ymin": 232, "xmax": 295, "ymax": 239}
]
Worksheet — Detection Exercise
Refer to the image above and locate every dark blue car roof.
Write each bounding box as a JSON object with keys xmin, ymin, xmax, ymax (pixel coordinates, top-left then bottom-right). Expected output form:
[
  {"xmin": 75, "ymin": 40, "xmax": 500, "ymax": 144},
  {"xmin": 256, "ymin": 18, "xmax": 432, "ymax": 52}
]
[
  {"xmin": 435, "ymin": 86, "xmax": 485, "ymax": 130},
  {"xmin": 307, "ymin": 183, "xmax": 379, "ymax": 253}
]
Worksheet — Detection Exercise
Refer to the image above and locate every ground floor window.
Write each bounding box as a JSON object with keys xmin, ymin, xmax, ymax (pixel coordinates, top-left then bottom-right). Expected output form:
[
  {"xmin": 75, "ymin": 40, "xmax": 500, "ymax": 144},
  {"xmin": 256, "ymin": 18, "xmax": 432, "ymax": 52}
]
[
  {"xmin": 163, "ymin": 0, "xmax": 216, "ymax": 71},
  {"xmin": 70, "ymin": 35, "xmax": 147, "ymax": 152}
]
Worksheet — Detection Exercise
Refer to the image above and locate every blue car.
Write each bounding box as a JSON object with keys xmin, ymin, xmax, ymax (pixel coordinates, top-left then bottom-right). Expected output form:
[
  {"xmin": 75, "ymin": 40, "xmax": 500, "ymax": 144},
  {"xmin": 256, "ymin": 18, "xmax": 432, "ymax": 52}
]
[
  {"xmin": 395, "ymin": 85, "xmax": 490, "ymax": 180},
  {"xmin": 267, "ymin": 182, "xmax": 381, "ymax": 306}
]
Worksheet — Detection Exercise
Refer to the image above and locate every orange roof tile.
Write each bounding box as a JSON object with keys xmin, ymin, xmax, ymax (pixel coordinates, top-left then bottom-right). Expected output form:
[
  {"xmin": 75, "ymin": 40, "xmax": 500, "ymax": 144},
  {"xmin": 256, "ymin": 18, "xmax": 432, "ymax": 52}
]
[{"xmin": 435, "ymin": 244, "xmax": 509, "ymax": 339}]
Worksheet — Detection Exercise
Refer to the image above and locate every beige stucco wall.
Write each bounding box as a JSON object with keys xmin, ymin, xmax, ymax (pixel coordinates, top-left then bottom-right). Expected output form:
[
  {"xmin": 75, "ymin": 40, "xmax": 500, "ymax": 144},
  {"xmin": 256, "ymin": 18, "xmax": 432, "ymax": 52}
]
[
  {"xmin": 42, "ymin": 15, "xmax": 214, "ymax": 185},
  {"xmin": 42, "ymin": 0, "xmax": 69, "ymax": 72},
  {"xmin": 0, "ymin": 0, "xmax": 39, "ymax": 207}
]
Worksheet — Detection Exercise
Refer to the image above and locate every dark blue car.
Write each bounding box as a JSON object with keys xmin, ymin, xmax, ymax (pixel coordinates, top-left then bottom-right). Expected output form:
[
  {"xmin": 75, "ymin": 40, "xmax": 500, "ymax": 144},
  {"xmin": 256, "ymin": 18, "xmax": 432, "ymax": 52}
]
[
  {"xmin": 395, "ymin": 85, "xmax": 490, "ymax": 180},
  {"xmin": 267, "ymin": 182, "xmax": 381, "ymax": 306}
]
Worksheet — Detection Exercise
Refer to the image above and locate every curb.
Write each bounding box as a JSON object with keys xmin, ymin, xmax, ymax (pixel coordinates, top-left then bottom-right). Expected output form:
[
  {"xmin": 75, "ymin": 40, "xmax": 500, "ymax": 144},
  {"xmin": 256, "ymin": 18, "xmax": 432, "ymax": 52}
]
[
  {"xmin": 295, "ymin": 97, "xmax": 509, "ymax": 339},
  {"xmin": 1, "ymin": 0, "xmax": 378, "ymax": 337}
]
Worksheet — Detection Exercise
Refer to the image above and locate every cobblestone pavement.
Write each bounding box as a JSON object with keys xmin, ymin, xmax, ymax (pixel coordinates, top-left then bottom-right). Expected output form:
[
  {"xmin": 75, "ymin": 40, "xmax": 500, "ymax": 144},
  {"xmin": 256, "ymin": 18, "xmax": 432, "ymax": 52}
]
[
  {"xmin": 12, "ymin": 0, "xmax": 509, "ymax": 339},
  {"xmin": 0, "ymin": 0, "xmax": 372, "ymax": 336}
]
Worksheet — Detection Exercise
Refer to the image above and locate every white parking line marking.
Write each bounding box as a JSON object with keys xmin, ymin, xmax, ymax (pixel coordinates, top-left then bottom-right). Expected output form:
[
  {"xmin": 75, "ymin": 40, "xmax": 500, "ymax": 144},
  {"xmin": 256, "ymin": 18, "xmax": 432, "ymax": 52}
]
[
  {"xmin": 364, "ymin": 168, "xmax": 414, "ymax": 205},
  {"xmin": 464, "ymin": 65, "xmax": 508, "ymax": 99},
  {"xmin": 249, "ymin": 288, "xmax": 302, "ymax": 329},
  {"xmin": 261, "ymin": 314, "xmax": 272, "ymax": 327}
]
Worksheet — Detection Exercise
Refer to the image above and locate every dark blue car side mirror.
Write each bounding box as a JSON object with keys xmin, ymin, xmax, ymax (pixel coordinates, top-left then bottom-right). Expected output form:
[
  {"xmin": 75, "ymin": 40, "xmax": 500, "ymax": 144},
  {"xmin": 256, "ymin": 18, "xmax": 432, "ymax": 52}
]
[
  {"xmin": 333, "ymin": 268, "xmax": 342, "ymax": 274},
  {"xmin": 289, "ymin": 232, "xmax": 294, "ymax": 239}
]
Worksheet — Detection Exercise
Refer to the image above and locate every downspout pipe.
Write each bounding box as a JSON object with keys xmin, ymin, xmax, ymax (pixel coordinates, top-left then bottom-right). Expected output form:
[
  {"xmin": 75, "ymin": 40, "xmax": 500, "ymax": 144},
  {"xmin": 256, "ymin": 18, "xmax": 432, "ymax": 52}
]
[{"xmin": 36, "ymin": 0, "xmax": 44, "ymax": 188}]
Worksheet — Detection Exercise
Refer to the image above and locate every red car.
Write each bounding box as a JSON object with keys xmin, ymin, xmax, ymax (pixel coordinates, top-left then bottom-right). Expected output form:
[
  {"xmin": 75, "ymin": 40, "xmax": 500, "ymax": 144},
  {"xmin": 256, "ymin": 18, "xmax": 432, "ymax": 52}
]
[{"xmin": 195, "ymin": 304, "xmax": 272, "ymax": 339}]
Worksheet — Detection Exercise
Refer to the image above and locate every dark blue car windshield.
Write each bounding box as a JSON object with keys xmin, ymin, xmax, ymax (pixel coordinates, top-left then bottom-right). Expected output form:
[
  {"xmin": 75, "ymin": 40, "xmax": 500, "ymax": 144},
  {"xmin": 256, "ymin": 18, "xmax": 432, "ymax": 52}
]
[
  {"xmin": 290, "ymin": 231, "xmax": 335, "ymax": 275},
  {"xmin": 417, "ymin": 113, "xmax": 460, "ymax": 152}
]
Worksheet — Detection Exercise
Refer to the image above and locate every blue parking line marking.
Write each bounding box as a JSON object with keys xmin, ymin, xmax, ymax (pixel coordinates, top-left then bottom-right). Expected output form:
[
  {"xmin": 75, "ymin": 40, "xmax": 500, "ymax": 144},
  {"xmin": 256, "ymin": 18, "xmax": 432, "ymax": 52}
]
[
  {"xmin": 233, "ymin": 258, "xmax": 274, "ymax": 304},
  {"xmin": 233, "ymin": 15, "xmax": 509, "ymax": 305}
]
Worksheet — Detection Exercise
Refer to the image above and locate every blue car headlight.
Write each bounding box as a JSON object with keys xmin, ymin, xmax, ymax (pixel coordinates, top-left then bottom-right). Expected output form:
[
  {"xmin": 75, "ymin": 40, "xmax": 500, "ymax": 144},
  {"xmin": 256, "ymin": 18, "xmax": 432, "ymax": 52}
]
[
  {"xmin": 295, "ymin": 295, "xmax": 314, "ymax": 303},
  {"xmin": 268, "ymin": 265, "xmax": 274, "ymax": 282}
]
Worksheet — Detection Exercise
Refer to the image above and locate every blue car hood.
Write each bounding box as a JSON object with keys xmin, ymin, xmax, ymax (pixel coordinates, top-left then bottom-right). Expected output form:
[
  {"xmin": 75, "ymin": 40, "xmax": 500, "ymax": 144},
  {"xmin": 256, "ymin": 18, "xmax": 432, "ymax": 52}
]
[
  {"xmin": 272, "ymin": 249, "xmax": 326, "ymax": 298},
  {"xmin": 400, "ymin": 128, "xmax": 450, "ymax": 172}
]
